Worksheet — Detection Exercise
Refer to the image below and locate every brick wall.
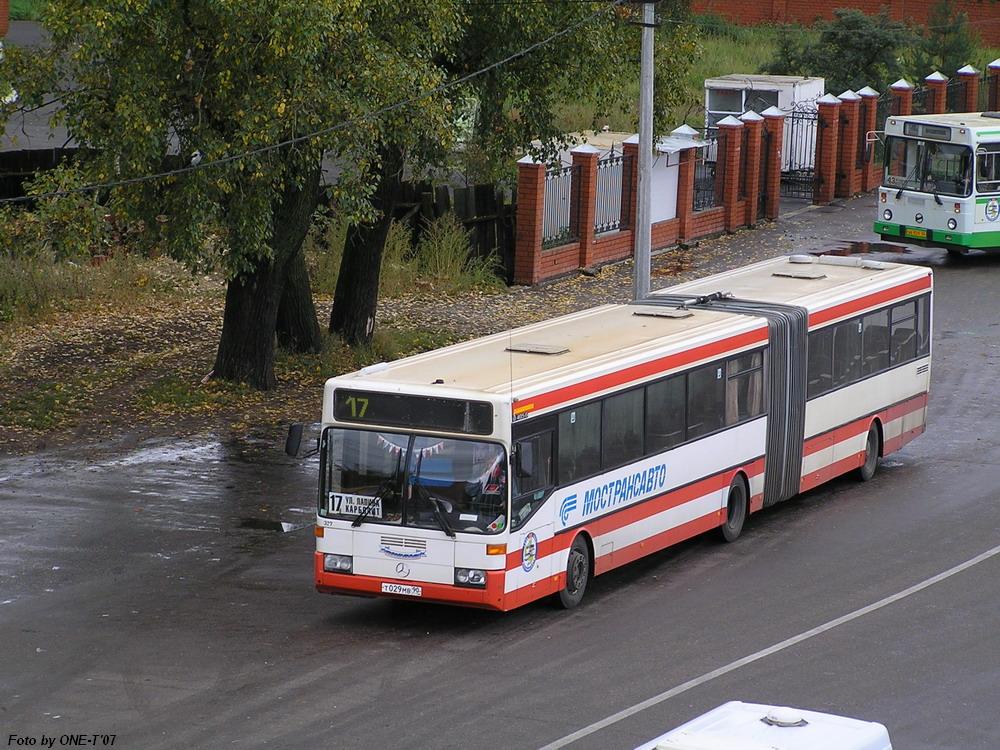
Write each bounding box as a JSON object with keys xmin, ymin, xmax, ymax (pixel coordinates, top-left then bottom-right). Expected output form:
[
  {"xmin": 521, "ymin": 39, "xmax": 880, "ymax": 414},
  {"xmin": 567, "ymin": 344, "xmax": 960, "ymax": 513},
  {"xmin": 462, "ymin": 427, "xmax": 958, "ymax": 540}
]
[{"xmin": 691, "ymin": 0, "xmax": 1000, "ymax": 44}]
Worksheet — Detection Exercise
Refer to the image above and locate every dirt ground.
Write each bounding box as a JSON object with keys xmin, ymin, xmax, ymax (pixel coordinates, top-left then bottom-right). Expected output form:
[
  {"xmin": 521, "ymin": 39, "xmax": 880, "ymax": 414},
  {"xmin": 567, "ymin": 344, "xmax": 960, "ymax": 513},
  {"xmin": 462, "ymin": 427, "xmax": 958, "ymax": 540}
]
[{"xmin": 0, "ymin": 198, "xmax": 873, "ymax": 457}]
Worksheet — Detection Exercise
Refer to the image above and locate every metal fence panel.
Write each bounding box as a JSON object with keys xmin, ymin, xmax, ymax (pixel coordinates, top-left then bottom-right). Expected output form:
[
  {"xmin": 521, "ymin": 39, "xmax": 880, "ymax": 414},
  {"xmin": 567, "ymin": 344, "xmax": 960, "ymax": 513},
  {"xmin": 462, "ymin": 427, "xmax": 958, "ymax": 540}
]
[
  {"xmin": 781, "ymin": 110, "xmax": 817, "ymax": 199},
  {"xmin": 946, "ymin": 79, "xmax": 965, "ymax": 112},
  {"xmin": 911, "ymin": 86, "xmax": 931, "ymax": 115},
  {"xmin": 542, "ymin": 165, "xmax": 580, "ymax": 247},
  {"xmin": 595, "ymin": 155, "xmax": 625, "ymax": 234},
  {"xmin": 693, "ymin": 135, "xmax": 723, "ymax": 212}
]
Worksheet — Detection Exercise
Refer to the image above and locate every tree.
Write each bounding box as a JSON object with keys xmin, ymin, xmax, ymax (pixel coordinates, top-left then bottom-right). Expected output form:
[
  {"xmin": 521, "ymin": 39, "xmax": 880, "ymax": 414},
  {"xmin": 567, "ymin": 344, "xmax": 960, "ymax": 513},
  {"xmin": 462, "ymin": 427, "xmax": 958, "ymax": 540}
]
[
  {"xmin": 907, "ymin": 0, "xmax": 978, "ymax": 80},
  {"xmin": 328, "ymin": 0, "xmax": 700, "ymax": 345},
  {"xmin": 1, "ymin": 0, "xmax": 459, "ymax": 389},
  {"xmin": 761, "ymin": 9, "xmax": 913, "ymax": 95}
]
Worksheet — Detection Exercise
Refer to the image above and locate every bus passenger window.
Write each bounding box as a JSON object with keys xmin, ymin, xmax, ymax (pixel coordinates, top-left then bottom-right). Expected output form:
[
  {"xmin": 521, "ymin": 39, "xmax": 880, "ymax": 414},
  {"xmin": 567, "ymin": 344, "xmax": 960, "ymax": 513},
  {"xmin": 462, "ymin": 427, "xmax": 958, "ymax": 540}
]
[
  {"xmin": 646, "ymin": 375, "xmax": 686, "ymax": 452},
  {"xmin": 916, "ymin": 295, "xmax": 931, "ymax": 357},
  {"xmin": 558, "ymin": 403, "xmax": 601, "ymax": 484},
  {"xmin": 862, "ymin": 309, "xmax": 891, "ymax": 376},
  {"xmin": 602, "ymin": 389, "xmax": 644, "ymax": 468},
  {"xmin": 726, "ymin": 351, "xmax": 764, "ymax": 423},
  {"xmin": 832, "ymin": 319, "xmax": 862, "ymax": 388},
  {"xmin": 687, "ymin": 363, "xmax": 725, "ymax": 439},
  {"xmin": 890, "ymin": 301, "xmax": 917, "ymax": 365},
  {"xmin": 807, "ymin": 328, "xmax": 833, "ymax": 397}
]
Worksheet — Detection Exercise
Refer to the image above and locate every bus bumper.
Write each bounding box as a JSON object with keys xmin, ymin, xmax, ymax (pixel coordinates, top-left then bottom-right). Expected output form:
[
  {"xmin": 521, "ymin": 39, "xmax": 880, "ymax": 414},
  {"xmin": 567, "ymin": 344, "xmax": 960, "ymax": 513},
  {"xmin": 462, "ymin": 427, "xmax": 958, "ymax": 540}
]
[
  {"xmin": 314, "ymin": 553, "xmax": 509, "ymax": 610},
  {"xmin": 874, "ymin": 221, "xmax": 999, "ymax": 250}
]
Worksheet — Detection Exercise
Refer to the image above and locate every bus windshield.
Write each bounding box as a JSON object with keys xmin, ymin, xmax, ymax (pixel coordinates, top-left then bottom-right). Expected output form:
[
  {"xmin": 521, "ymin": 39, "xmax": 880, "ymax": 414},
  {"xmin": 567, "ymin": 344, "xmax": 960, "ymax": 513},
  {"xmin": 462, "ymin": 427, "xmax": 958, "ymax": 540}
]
[
  {"xmin": 320, "ymin": 427, "xmax": 508, "ymax": 534},
  {"xmin": 884, "ymin": 136, "xmax": 971, "ymax": 197}
]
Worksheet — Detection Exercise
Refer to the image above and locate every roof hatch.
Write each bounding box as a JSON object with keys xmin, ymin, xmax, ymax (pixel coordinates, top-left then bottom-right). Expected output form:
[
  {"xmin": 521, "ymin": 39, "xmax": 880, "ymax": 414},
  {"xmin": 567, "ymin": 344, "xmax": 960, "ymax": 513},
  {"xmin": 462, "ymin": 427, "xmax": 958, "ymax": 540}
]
[{"xmin": 505, "ymin": 343, "xmax": 569, "ymax": 355}]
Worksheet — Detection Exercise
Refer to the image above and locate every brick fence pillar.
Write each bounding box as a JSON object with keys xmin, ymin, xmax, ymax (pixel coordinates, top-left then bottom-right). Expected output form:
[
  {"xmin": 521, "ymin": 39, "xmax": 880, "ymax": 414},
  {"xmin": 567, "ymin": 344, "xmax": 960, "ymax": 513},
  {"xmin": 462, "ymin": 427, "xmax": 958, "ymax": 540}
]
[
  {"xmin": 570, "ymin": 144, "xmax": 599, "ymax": 269},
  {"xmin": 925, "ymin": 71, "xmax": 948, "ymax": 114},
  {"xmin": 858, "ymin": 86, "xmax": 880, "ymax": 192},
  {"xmin": 890, "ymin": 79, "xmax": 913, "ymax": 116},
  {"xmin": 740, "ymin": 110, "xmax": 764, "ymax": 226},
  {"xmin": 836, "ymin": 90, "xmax": 861, "ymax": 198},
  {"xmin": 761, "ymin": 106, "xmax": 785, "ymax": 220},
  {"xmin": 957, "ymin": 65, "xmax": 979, "ymax": 112},
  {"xmin": 0, "ymin": 0, "xmax": 8, "ymax": 38},
  {"xmin": 676, "ymin": 146, "xmax": 696, "ymax": 240},
  {"xmin": 815, "ymin": 94, "xmax": 842, "ymax": 205},
  {"xmin": 717, "ymin": 116, "xmax": 744, "ymax": 231},
  {"xmin": 514, "ymin": 156, "xmax": 546, "ymax": 285},
  {"xmin": 622, "ymin": 137, "xmax": 639, "ymax": 233},
  {"xmin": 988, "ymin": 60, "xmax": 1000, "ymax": 110}
]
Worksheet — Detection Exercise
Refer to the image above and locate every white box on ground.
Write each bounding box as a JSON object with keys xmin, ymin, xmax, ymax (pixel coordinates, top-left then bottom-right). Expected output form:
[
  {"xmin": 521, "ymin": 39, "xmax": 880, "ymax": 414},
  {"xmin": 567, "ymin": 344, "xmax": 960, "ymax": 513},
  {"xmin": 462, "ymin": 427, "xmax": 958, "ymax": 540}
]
[{"xmin": 634, "ymin": 702, "xmax": 892, "ymax": 750}]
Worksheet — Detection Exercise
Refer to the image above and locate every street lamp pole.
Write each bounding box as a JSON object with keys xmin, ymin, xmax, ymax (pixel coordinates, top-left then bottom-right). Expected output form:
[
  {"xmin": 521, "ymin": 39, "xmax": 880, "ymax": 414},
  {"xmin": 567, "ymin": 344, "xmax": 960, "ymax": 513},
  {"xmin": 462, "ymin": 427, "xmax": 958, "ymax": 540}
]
[{"xmin": 633, "ymin": 0, "xmax": 655, "ymax": 302}]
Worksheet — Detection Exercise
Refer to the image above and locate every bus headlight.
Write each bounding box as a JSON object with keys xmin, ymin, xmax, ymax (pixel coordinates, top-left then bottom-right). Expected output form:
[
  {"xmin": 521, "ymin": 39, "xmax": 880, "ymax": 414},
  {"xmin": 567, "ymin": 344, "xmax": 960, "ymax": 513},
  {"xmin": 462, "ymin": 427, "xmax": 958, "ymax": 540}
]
[
  {"xmin": 882, "ymin": 209, "xmax": 892, "ymax": 221},
  {"xmin": 455, "ymin": 568, "xmax": 487, "ymax": 587},
  {"xmin": 948, "ymin": 218, "xmax": 958, "ymax": 230},
  {"xmin": 323, "ymin": 554, "xmax": 353, "ymax": 573}
]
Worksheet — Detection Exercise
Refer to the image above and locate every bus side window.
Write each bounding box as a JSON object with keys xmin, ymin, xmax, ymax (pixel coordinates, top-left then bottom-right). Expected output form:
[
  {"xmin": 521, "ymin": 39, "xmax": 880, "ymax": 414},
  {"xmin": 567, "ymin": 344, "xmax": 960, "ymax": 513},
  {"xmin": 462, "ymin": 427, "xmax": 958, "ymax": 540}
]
[
  {"xmin": 832, "ymin": 318, "xmax": 862, "ymax": 388},
  {"xmin": 687, "ymin": 362, "xmax": 725, "ymax": 439},
  {"xmin": 602, "ymin": 388, "xmax": 644, "ymax": 468},
  {"xmin": 807, "ymin": 328, "xmax": 833, "ymax": 398},
  {"xmin": 558, "ymin": 403, "xmax": 601, "ymax": 484},
  {"xmin": 890, "ymin": 301, "xmax": 917, "ymax": 365},
  {"xmin": 512, "ymin": 431, "xmax": 553, "ymax": 529},
  {"xmin": 646, "ymin": 374, "xmax": 686, "ymax": 452},
  {"xmin": 916, "ymin": 295, "xmax": 931, "ymax": 357},
  {"xmin": 976, "ymin": 143, "xmax": 1000, "ymax": 193},
  {"xmin": 726, "ymin": 351, "xmax": 764, "ymax": 423},
  {"xmin": 862, "ymin": 309, "xmax": 891, "ymax": 376}
]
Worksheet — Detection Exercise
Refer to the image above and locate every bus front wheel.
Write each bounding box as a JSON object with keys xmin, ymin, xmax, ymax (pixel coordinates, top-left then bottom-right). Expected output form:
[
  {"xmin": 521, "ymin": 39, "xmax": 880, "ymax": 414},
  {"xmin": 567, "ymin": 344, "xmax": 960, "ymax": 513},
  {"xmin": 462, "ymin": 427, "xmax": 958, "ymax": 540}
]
[
  {"xmin": 857, "ymin": 423, "xmax": 881, "ymax": 482},
  {"xmin": 719, "ymin": 476, "xmax": 748, "ymax": 543},
  {"xmin": 558, "ymin": 536, "xmax": 591, "ymax": 609}
]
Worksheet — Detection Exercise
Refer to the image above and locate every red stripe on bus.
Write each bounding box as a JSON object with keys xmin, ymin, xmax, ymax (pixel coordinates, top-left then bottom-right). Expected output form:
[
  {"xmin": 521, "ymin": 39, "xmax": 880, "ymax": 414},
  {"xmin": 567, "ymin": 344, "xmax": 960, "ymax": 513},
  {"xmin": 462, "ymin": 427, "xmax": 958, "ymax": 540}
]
[
  {"xmin": 516, "ymin": 328, "xmax": 768, "ymax": 415},
  {"xmin": 595, "ymin": 511, "xmax": 721, "ymax": 575},
  {"xmin": 802, "ymin": 392, "xmax": 928, "ymax": 456},
  {"xmin": 808, "ymin": 276, "xmax": 931, "ymax": 327},
  {"xmin": 506, "ymin": 459, "xmax": 766, "ymax": 571}
]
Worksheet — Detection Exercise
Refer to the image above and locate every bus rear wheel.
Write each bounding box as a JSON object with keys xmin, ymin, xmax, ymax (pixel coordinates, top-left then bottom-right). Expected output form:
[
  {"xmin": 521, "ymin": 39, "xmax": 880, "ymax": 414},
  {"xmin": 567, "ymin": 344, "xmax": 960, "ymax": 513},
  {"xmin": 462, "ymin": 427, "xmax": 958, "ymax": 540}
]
[
  {"xmin": 857, "ymin": 423, "xmax": 881, "ymax": 482},
  {"xmin": 719, "ymin": 477, "xmax": 748, "ymax": 543},
  {"xmin": 558, "ymin": 536, "xmax": 590, "ymax": 609}
]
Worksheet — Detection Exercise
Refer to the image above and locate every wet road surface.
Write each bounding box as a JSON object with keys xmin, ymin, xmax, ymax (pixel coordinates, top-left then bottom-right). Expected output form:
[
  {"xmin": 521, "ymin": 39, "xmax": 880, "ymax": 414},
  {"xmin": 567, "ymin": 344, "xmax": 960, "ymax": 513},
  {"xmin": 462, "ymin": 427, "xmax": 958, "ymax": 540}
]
[{"xmin": 3, "ymin": 245, "xmax": 1000, "ymax": 749}]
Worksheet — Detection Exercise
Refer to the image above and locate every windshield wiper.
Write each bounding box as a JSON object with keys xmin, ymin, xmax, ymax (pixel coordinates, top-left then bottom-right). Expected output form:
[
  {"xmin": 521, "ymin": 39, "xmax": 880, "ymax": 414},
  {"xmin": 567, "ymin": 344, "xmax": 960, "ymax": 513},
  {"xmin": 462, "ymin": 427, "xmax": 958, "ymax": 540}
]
[
  {"xmin": 932, "ymin": 186, "xmax": 943, "ymax": 205},
  {"xmin": 896, "ymin": 162, "xmax": 921, "ymax": 199},
  {"xmin": 412, "ymin": 451, "xmax": 455, "ymax": 537},
  {"xmin": 351, "ymin": 478, "xmax": 397, "ymax": 528}
]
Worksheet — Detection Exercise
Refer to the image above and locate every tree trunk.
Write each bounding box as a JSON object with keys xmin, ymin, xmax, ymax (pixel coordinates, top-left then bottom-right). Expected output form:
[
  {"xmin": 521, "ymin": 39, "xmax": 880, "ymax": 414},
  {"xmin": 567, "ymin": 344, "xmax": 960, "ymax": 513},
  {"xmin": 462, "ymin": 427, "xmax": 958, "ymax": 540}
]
[
  {"xmin": 329, "ymin": 145, "xmax": 404, "ymax": 345},
  {"xmin": 276, "ymin": 249, "xmax": 322, "ymax": 353},
  {"xmin": 213, "ymin": 166, "xmax": 322, "ymax": 389}
]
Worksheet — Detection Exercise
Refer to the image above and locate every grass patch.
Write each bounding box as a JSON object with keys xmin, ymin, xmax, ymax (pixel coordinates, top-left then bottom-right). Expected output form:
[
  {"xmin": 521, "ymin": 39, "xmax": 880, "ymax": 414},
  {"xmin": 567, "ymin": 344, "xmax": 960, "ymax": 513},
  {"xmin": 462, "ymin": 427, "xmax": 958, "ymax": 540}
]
[
  {"xmin": 137, "ymin": 375, "xmax": 257, "ymax": 416},
  {"xmin": 9, "ymin": 0, "xmax": 43, "ymax": 21},
  {"xmin": 0, "ymin": 379, "xmax": 89, "ymax": 430}
]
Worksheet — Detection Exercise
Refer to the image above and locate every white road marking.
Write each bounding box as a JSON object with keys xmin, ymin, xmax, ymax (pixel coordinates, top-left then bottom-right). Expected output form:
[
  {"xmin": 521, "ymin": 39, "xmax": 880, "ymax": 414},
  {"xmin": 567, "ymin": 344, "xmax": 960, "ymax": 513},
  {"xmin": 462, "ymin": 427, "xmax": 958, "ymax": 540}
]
[{"xmin": 538, "ymin": 542, "xmax": 1000, "ymax": 750}]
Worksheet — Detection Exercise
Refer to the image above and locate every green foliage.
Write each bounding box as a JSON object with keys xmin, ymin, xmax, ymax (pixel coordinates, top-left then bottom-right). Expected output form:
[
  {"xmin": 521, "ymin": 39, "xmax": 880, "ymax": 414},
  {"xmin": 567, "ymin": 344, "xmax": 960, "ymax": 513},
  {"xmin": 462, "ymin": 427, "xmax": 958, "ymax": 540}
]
[
  {"xmin": 907, "ymin": 0, "xmax": 979, "ymax": 79},
  {"xmin": 9, "ymin": 0, "xmax": 43, "ymax": 21},
  {"xmin": 762, "ymin": 9, "xmax": 913, "ymax": 94},
  {"xmin": 0, "ymin": 0, "xmax": 461, "ymax": 279}
]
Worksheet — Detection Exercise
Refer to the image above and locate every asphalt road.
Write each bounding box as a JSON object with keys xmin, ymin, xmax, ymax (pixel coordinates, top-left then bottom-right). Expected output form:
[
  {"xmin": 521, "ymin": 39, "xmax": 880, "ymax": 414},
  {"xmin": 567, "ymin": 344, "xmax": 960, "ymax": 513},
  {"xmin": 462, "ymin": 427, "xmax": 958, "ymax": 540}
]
[{"xmin": 3, "ymin": 244, "xmax": 1000, "ymax": 749}]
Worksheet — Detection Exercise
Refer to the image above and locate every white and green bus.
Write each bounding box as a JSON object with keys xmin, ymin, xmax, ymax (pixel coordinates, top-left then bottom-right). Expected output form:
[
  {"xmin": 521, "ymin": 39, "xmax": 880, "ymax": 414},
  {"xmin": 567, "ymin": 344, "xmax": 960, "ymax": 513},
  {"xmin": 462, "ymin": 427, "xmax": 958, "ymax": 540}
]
[{"xmin": 874, "ymin": 112, "xmax": 1000, "ymax": 254}]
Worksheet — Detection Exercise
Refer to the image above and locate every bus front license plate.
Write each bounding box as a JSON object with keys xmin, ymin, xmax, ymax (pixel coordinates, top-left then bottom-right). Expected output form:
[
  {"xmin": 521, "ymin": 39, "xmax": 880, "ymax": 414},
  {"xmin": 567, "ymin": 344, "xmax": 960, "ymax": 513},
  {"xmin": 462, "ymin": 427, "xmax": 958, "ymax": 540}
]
[
  {"xmin": 382, "ymin": 582, "xmax": 422, "ymax": 597},
  {"xmin": 904, "ymin": 227, "xmax": 927, "ymax": 239}
]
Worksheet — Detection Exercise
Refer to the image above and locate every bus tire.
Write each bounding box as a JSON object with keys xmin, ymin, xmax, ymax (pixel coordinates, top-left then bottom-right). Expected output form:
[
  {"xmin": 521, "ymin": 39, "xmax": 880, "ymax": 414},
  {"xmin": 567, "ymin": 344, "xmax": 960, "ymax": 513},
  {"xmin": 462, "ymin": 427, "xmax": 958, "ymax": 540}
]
[
  {"xmin": 558, "ymin": 536, "xmax": 591, "ymax": 609},
  {"xmin": 719, "ymin": 476, "xmax": 748, "ymax": 543},
  {"xmin": 857, "ymin": 422, "xmax": 881, "ymax": 482}
]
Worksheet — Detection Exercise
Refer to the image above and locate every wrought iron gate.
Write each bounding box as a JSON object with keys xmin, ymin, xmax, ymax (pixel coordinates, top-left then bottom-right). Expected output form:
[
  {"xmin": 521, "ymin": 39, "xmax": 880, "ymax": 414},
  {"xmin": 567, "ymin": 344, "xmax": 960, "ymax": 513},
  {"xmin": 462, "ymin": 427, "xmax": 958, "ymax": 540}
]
[{"xmin": 780, "ymin": 109, "xmax": 818, "ymax": 200}]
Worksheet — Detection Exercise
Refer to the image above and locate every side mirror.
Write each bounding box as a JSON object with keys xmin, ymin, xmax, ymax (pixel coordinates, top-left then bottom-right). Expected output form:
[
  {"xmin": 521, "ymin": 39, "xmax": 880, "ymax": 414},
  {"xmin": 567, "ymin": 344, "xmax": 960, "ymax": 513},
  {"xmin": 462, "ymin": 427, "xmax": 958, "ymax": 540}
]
[{"xmin": 285, "ymin": 423, "xmax": 304, "ymax": 457}]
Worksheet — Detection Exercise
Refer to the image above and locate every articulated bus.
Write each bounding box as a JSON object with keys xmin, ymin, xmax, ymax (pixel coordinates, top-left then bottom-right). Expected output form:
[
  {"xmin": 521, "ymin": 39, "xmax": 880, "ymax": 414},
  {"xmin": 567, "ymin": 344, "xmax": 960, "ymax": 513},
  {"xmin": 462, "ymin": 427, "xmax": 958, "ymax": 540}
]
[
  {"xmin": 875, "ymin": 112, "xmax": 1000, "ymax": 254},
  {"xmin": 312, "ymin": 255, "xmax": 931, "ymax": 611}
]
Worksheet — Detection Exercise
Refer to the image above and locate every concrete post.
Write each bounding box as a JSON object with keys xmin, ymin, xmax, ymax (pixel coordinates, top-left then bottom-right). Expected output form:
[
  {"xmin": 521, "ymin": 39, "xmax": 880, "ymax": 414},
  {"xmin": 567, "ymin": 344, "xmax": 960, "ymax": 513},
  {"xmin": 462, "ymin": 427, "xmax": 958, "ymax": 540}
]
[
  {"xmin": 836, "ymin": 90, "xmax": 861, "ymax": 198},
  {"xmin": 514, "ymin": 156, "xmax": 546, "ymax": 285},
  {"xmin": 761, "ymin": 106, "xmax": 785, "ymax": 220},
  {"xmin": 890, "ymin": 79, "xmax": 913, "ymax": 116},
  {"xmin": 815, "ymin": 94, "xmax": 842, "ymax": 205},
  {"xmin": 570, "ymin": 145, "xmax": 599, "ymax": 269},
  {"xmin": 857, "ymin": 86, "xmax": 880, "ymax": 192},
  {"xmin": 925, "ymin": 71, "xmax": 948, "ymax": 114},
  {"xmin": 740, "ymin": 111, "xmax": 764, "ymax": 225}
]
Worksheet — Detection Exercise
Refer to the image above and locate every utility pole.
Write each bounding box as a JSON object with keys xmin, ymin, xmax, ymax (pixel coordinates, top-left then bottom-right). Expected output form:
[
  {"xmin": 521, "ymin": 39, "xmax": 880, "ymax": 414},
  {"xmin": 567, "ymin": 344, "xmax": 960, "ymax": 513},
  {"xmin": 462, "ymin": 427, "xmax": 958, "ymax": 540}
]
[{"xmin": 633, "ymin": 0, "xmax": 655, "ymax": 302}]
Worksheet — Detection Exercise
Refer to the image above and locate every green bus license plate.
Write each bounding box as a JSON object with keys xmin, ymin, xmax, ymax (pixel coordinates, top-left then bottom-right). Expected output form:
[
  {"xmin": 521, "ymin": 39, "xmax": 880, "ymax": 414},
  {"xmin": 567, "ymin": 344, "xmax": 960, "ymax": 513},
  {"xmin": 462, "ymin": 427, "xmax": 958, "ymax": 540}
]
[{"xmin": 904, "ymin": 227, "xmax": 927, "ymax": 239}]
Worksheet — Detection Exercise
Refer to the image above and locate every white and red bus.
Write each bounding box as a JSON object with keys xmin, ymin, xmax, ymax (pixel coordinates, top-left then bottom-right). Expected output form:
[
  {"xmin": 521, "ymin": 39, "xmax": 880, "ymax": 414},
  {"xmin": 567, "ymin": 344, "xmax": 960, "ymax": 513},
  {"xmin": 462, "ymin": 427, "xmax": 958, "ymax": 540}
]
[{"xmin": 312, "ymin": 254, "xmax": 931, "ymax": 610}]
